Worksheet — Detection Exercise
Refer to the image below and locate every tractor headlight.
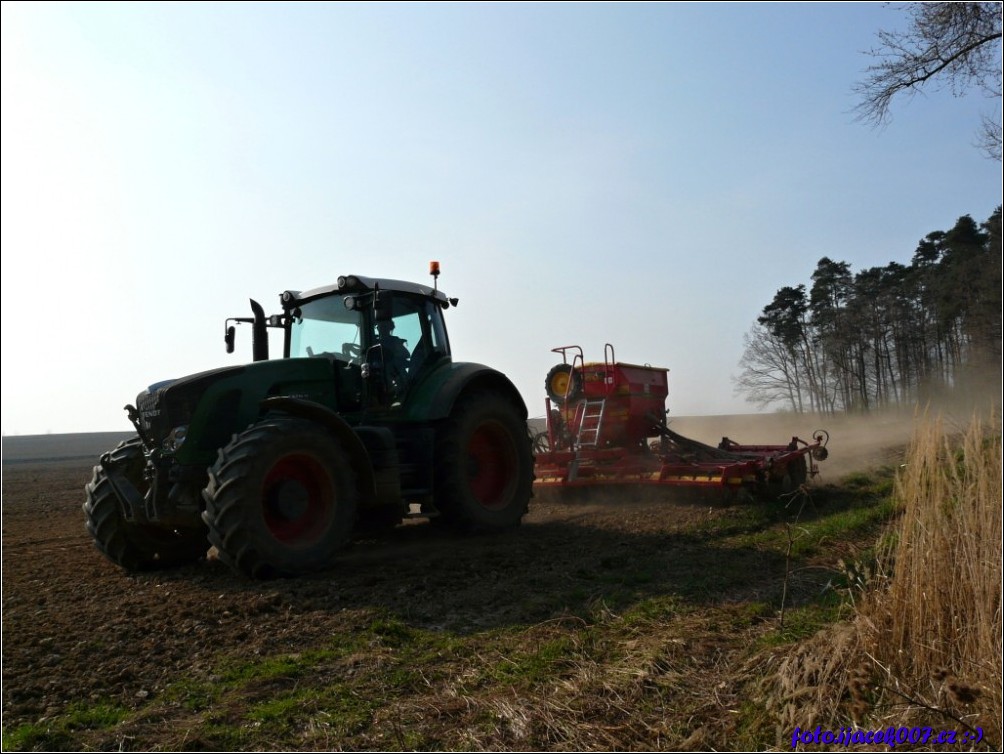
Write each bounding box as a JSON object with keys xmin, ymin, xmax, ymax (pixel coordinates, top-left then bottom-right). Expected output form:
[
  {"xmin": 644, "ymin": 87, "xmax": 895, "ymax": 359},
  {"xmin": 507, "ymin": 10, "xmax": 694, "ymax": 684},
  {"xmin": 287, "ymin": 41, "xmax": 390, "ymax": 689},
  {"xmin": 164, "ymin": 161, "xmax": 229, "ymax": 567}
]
[
  {"xmin": 337, "ymin": 275, "xmax": 360, "ymax": 290},
  {"xmin": 164, "ymin": 425, "xmax": 188, "ymax": 453}
]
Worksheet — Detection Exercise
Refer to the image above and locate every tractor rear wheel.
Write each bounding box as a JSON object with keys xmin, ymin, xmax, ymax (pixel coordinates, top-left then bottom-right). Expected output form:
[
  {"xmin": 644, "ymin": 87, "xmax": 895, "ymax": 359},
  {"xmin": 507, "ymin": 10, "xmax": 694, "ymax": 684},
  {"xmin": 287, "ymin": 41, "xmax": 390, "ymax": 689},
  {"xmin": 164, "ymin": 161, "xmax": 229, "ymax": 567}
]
[
  {"xmin": 202, "ymin": 415, "xmax": 357, "ymax": 578},
  {"xmin": 434, "ymin": 390, "xmax": 533, "ymax": 531},
  {"xmin": 84, "ymin": 437, "xmax": 208, "ymax": 571}
]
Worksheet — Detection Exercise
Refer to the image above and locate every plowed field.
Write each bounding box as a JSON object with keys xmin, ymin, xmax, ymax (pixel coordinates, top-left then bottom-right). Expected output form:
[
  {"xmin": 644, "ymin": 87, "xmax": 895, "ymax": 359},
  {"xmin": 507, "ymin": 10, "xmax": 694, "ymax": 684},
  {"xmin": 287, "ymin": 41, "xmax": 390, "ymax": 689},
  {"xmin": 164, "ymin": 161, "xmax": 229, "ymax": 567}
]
[{"xmin": 1, "ymin": 418, "xmax": 904, "ymax": 751}]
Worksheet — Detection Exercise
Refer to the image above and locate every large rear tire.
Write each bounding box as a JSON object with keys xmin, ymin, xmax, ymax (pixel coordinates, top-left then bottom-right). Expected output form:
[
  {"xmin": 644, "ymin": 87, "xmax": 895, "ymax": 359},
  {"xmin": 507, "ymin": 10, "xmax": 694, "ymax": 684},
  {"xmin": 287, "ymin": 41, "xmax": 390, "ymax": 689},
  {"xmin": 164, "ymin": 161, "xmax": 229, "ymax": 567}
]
[
  {"xmin": 202, "ymin": 415, "xmax": 357, "ymax": 579},
  {"xmin": 83, "ymin": 437, "xmax": 208, "ymax": 571},
  {"xmin": 434, "ymin": 390, "xmax": 533, "ymax": 531}
]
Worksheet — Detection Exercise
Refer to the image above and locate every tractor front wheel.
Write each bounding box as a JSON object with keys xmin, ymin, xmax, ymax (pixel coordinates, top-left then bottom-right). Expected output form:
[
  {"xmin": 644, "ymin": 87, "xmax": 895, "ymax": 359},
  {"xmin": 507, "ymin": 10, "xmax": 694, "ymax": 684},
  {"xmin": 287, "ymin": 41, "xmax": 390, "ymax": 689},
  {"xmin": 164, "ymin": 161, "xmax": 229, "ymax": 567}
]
[
  {"xmin": 83, "ymin": 437, "xmax": 208, "ymax": 571},
  {"xmin": 202, "ymin": 415, "xmax": 358, "ymax": 578},
  {"xmin": 434, "ymin": 390, "xmax": 533, "ymax": 531}
]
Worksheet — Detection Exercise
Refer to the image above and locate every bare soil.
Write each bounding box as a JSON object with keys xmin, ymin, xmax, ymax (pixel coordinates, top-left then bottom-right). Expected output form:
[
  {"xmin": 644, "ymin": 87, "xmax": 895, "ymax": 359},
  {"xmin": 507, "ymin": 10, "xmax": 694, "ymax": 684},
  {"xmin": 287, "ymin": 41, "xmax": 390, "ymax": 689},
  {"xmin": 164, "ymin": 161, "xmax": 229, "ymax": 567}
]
[
  {"xmin": 1, "ymin": 418, "xmax": 909, "ymax": 750},
  {"xmin": 1, "ymin": 461, "xmax": 723, "ymax": 730}
]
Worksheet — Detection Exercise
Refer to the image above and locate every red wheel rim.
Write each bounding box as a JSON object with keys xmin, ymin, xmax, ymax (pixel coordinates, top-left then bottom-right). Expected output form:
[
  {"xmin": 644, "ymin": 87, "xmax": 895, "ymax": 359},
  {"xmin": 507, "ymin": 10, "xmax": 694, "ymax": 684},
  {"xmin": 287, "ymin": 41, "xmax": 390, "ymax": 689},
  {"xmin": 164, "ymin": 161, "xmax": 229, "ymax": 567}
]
[
  {"xmin": 262, "ymin": 453, "xmax": 334, "ymax": 545},
  {"xmin": 467, "ymin": 420, "xmax": 518, "ymax": 509}
]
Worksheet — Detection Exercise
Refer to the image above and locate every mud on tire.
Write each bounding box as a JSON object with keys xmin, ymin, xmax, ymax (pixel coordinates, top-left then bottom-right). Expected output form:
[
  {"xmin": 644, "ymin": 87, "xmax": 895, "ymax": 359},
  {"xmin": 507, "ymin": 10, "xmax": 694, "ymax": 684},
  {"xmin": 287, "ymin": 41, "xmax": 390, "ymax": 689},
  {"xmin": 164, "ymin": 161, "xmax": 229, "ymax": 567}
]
[
  {"xmin": 434, "ymin": 389, "xmax": 533, "ymax": 531},
  {"xmin": 202, "ymin": 415, "xmax": 357, "ymax": 579},
  {"xmin": 84, "ymin": 437, "xmax": 208, "ymax": 571}
]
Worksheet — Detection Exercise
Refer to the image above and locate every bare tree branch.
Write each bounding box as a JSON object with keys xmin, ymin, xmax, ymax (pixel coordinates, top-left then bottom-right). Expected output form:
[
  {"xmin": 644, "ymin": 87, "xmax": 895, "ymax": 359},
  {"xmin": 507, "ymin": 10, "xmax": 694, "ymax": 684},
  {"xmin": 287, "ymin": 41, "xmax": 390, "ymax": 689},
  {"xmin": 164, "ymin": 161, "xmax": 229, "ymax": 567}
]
[{"xmin": 855, "ymin": 2, "xmax": 1002, "ymax": 160}]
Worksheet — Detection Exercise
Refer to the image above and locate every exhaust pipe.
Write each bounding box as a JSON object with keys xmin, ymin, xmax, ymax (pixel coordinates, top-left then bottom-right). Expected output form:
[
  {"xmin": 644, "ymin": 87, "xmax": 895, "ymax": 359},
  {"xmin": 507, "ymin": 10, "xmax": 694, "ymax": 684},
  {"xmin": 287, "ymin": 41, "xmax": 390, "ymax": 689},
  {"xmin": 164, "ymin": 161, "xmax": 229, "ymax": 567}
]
[{"xmin": 250, "ymin": 299, "xmax": 269, "ymax": 361}]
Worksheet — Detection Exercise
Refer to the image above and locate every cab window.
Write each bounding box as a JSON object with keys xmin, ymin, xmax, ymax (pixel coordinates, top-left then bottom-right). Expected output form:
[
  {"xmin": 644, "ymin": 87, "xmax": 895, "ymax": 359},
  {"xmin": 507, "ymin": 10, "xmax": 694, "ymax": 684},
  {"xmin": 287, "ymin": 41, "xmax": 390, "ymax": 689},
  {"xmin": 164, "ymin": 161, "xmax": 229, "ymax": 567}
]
[{"xmin": 289, "ymin": 297, "xmax": 363, "ymax": 361}]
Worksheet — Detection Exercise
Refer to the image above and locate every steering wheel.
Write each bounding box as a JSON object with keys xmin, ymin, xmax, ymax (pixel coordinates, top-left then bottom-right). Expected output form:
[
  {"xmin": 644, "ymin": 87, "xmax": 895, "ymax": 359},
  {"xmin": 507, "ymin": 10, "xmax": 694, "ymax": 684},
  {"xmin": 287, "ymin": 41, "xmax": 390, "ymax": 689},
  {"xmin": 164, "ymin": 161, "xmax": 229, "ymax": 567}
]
[{"xmin": 342, "ymin": 342, "xmax": 362, "ymax": 363}]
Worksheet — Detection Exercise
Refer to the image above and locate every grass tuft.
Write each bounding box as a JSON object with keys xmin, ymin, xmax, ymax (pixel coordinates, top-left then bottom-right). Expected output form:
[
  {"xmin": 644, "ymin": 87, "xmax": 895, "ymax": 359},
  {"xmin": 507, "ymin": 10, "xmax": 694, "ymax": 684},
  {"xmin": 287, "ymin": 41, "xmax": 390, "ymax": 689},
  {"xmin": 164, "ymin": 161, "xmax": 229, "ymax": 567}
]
[{"xmin": 756, "ymin": 412, "xmax": 1002, "ymax": 750}]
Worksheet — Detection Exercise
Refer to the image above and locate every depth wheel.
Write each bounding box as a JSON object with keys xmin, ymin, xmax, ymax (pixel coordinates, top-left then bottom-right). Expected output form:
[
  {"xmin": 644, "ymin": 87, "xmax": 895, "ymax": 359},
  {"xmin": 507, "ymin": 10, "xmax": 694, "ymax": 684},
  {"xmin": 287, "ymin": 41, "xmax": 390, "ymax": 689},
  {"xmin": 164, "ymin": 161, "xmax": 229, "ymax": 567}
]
[
  {"xmin": 781, "ymin": 455, "xmax": 809, "ymax": 494},
  {"xmin": 544, "ymin": 363, "xmax": 581, "ymax": 405}
]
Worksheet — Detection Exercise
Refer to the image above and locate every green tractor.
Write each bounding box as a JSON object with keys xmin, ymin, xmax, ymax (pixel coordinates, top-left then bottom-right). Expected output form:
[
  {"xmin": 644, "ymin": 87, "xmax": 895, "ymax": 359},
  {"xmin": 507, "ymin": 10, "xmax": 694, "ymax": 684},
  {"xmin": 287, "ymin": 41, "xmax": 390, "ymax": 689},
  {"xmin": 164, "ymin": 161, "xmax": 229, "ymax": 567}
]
[{"xmin": 84, "ymin": 266, "xmax": 534, "ymax": 578}]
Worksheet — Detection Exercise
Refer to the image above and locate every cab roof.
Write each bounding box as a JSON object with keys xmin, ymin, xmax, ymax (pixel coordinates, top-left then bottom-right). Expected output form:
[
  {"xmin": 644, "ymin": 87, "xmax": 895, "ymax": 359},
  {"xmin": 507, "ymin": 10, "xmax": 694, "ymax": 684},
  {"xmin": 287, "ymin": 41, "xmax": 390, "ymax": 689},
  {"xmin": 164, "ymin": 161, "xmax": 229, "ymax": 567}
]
[{"xmin": 281, "ymin": 274, "xmax": 450, "ymax": 308}]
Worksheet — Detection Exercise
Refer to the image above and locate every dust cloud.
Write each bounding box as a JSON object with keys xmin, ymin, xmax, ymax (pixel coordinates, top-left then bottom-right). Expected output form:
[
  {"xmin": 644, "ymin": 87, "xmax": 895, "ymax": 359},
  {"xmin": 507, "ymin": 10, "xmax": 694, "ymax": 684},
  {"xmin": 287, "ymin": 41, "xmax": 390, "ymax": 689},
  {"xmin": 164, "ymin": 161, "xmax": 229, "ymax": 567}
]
[{"xmin": 670, "ymin": 392, "xmax": 1000, "ymax": 482}]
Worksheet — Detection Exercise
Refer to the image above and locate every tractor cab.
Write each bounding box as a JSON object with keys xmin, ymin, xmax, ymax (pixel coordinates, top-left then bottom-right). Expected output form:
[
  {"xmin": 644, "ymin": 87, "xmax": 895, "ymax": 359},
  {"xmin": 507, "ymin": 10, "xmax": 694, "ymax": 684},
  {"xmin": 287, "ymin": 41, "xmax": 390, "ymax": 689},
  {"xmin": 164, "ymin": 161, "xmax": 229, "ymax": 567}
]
[
  {"xmin": 281, "ymin": 275, "xmax": 455, "ymax": 408},
  {"xmin": 226, "ymin": 266, "xmax": 459, "ymax": 412}
]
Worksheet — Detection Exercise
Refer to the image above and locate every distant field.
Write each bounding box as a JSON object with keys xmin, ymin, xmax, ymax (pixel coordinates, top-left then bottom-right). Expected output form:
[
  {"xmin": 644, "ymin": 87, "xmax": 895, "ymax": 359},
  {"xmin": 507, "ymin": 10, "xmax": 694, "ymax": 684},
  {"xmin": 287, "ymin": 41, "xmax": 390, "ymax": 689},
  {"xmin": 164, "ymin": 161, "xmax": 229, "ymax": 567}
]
[
  {"xmin": 1, "ymin": 432, "xmax": 134, "ymax": 465},
  {"xmin": 0, "ymin": 417, "xmax": 806, "ymax": 466},
  {"xmin": 1, "ymin": 410, "xmax": 919, "ymax": 475}
]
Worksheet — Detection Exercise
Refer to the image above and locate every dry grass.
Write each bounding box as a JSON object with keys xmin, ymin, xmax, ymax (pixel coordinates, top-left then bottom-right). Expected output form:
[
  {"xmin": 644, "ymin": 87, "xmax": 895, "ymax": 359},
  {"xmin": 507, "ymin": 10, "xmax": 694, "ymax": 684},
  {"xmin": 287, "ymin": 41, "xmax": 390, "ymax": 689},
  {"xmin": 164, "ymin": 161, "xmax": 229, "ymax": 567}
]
[
  {"xmin": 867, "ymin": 412, "xmax": 1002, "ymax": 741},
  {"xmin": 760, "ymin": 412, "xmax": 1002, "ymax": 749}
]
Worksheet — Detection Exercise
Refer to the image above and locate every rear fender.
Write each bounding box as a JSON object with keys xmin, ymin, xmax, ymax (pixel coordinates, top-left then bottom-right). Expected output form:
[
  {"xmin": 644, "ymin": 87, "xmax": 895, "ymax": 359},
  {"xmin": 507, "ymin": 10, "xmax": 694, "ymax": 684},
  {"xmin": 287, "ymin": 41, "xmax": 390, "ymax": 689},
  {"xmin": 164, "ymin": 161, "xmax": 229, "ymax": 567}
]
[{"xmin": 407, "ymin": 362, "xmax": 528, "ymax": 422}]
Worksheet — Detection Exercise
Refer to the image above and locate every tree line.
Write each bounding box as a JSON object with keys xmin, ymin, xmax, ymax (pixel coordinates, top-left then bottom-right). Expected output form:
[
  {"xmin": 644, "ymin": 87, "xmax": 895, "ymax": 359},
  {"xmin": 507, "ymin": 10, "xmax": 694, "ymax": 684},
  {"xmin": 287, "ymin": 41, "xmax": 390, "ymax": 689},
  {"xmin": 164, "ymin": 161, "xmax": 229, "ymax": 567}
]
[{"xmin": 736, "ymin": 207, "xmax": 1002, "ymax": 414}]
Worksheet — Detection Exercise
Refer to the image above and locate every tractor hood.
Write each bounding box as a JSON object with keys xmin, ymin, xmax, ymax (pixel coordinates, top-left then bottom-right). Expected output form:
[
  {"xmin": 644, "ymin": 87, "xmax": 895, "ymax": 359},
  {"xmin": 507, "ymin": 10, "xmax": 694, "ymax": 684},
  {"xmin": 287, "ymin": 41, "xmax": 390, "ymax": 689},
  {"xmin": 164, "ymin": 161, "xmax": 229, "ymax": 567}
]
[
  {"xmin": 134, "ymin": 364, "xmax": 248, "ymax": 444},
  {"xmin": 132, "ymin": 358, "xmax": 341, "ymax": 464},
  {"xmin": 146, "ymin": 377, "xmax": 180, "ymax": 394}
]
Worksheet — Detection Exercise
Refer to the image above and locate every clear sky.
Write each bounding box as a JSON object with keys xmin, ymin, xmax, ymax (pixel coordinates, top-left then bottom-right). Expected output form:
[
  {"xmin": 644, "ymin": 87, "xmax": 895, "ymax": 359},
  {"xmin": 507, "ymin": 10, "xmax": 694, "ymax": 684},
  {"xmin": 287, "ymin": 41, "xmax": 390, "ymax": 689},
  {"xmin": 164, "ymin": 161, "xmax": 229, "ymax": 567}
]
[{"xmin": 1, "ymin": 2, "xmax": 1000, "ymax": 436}]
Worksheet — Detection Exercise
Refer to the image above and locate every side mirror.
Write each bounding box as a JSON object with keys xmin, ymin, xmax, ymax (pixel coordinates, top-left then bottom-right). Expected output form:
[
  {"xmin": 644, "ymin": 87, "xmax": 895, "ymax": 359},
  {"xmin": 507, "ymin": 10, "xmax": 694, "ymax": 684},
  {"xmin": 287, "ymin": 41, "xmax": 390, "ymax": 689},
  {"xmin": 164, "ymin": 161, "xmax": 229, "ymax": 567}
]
[{"xmin": 225, "ymin": 325, "xmax": 236, "ymax": 354}]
